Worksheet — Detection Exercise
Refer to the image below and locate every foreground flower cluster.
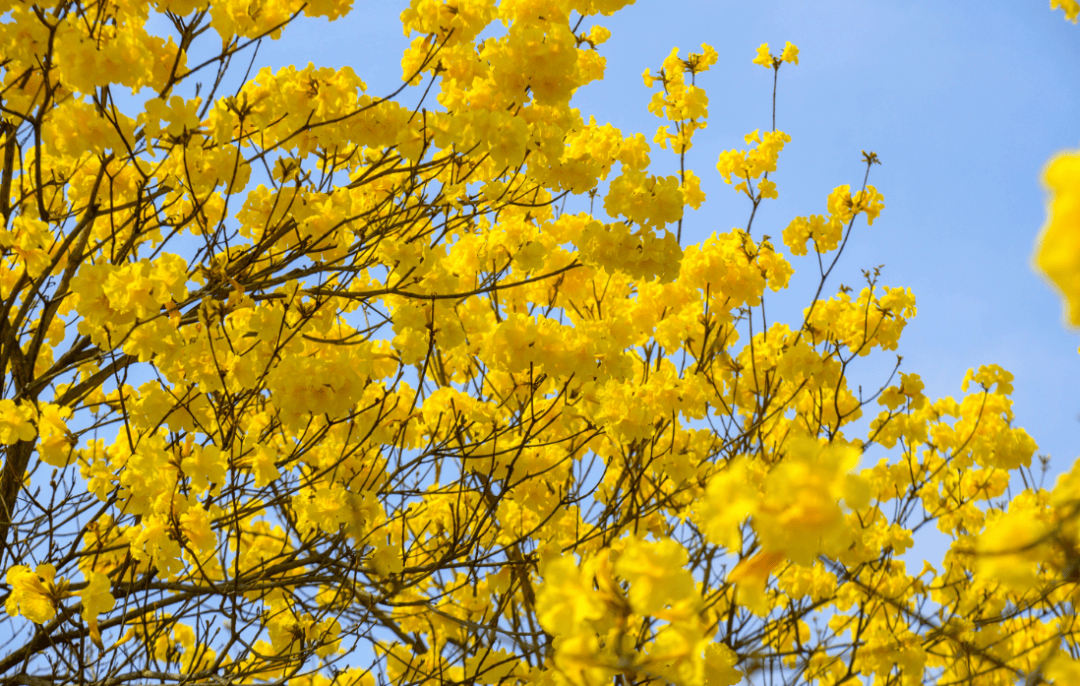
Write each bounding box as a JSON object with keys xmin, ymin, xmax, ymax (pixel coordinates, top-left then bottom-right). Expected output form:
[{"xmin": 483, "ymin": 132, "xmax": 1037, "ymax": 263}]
[{"xmin": 0, "ymin": 0, "xmax": 1078, "ymax": 685}]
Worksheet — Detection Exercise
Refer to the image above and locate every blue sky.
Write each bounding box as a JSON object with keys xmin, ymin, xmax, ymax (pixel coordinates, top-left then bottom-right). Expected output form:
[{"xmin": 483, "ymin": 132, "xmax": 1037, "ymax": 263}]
[{"xmin": 251, "ymin": 1, "xmax": 1080, "ymax": 488}]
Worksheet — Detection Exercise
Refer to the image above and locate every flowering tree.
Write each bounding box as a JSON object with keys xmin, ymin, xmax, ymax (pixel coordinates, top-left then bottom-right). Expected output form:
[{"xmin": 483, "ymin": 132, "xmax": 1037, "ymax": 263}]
[{"xmin": 2, "ymin": 1, "xmax": 1080, "ymax": 685}]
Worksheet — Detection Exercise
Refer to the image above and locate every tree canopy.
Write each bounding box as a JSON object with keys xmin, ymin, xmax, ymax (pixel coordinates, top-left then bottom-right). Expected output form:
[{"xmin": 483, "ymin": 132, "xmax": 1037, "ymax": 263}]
[{"xmin": 1, "ymin": 1, "xmax": 1079, "ymax": 685}]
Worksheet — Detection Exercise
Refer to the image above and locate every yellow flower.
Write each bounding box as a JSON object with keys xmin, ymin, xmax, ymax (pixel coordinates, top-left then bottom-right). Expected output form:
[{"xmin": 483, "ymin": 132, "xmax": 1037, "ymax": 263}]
[
  {"xmin": 465, "ymin": 648, "xmax": 523, "ymax": 685},
  {"xmin": 752, "ymin": 43, "xmax": 773, "ymax": 68},
  {"xmin": 1035, "ymin": 150, "xmax": 1080, "ymax": 326},
  {"xmin": 0, "ymin": 399, "xmax": 37, "ymax": 445},
  {"xmin": 877, "ymin": 385, "xmax": 906, "ymax": 411},
  {"xmin": 535, "ymin": 556, "xmax": 606, "ymax": 637},
  {"xmin": 586, "ymin": 25, "xmax": 611, "ymax": 46},
  {"xmin": 975, "ymin": 504, "xmax": 1049, "ymax": 592},
  {"xmin": 729, "ymin": 551, "xmax": 785, "ymax": 616},
  {"xmin": 80, "ymin": 571, "xmax": 116, "ymax": 649},
  {"xmin": 758, "ymin": 178, "xmax": 778, "ymax": 200},
  {"xmin": 754, "ymin": 436, "xmax": 869, "ymax": 566},
  {"xmin": 681, "ymin": 170, "xmax": 706, "ymax": 209},
  {"xmin": 1051, "ymin": 0, "xmax": 1080, "ymax": 23},
  {"xmin": 5, "ymin": 564, "xmax": 72, "ymax": 624},
  {"xmin": 703, "ymin": 643, "xmax": 743, "ymax": 686},
  {"xmin": 36, "ymin": 402, "xmax": 75, "ymax": 467},
  {"xmin": 780, "ymin": 41, "xmax": 799, "ymax": 64},
  {"xmin": 613, "ymin": 537, "xmax": 697, "ymax": 615},
  {"xmin": 1047, "ymin": 654, "xmax": 1080, "ymax": 681}
]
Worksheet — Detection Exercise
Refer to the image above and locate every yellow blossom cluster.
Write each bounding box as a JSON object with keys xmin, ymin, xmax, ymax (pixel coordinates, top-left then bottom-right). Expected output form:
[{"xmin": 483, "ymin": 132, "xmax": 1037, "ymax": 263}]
[
  {"xmin": 0, "ymin": 1, "xmax": 1075, "ymax": 685},
  {"xmin": 1052, "ymin": 0, "xmax": 1080, "ymax": 22},
  {"xmin": 716, "ymin": 129, "xmax": 792, "ymax": 199},
  {"xmin": 1037, "ymin": 151, "xmax": 1080, "ymax": 325}
]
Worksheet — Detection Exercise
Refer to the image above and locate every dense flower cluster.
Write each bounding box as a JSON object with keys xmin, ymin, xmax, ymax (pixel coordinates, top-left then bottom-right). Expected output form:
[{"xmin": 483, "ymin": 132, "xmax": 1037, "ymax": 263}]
[{"xmin": 0, "ymin": 0, "xmax": 1076, "ymax": 685}]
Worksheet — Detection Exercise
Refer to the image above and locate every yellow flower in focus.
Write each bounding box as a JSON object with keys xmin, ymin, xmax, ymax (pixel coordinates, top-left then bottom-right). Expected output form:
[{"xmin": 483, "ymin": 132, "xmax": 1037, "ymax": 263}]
[
  {"xmin": 685, "ymin": 43, "xmax": 719, "ymax": 74},
  {"xmin": 961, "ymin": 363, "xmax": 1015, "ymax": 396},
  {"xmin": 900, "ymin": 372, "xmax": 928, "ymax": 408},
  {"xmin": 752, "ymin": 43, "xmax": 773, "ymax": 68},
  {"xmin": 36, "ymin": 402, "xmax": 75, "ymax": 467},
  {"xmin": 780, "ymin": 41, "xmax": 799, "ymax": 64},
  {"xmin": 853, "ymin": 184, "xmax": 885, "ymax": 224},
  {"xmin": 877, "ymin": 385, "xmax": 906, "ymax": 411},
  {"xmin": 5, "ymin": 564, "xmax": 72, "ymax": 624},
  {"xmin": 758, "ymin": 178, "xmax": 778, "ymax": 200},
  {"xmin": 682, "ymin": 170, "xmax": 706, "ymax": 209},
  {"xmin": 0, "ymin": 399, "xmax": 37, "ymax": 445},
  {"xmin": 586, "ymin": 25, "xmax": 612, "ymax": 46},
  {"xmin": 141, "ymin": 96, "xmax": 203, "ymax": 139},
  {"xmin": 1035, "ymin": 150, "xmax": 1080, "ymax": 326},
  {"xmin": 80, "ymin": 571, "xmax": 116, "ymax": 649}
]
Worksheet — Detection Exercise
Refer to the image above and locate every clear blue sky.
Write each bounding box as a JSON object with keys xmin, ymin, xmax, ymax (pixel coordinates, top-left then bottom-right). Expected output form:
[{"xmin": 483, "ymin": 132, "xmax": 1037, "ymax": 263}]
[{"xmin": 249, "ymin": 0, "xmax": 1080, "ymax": 487}]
